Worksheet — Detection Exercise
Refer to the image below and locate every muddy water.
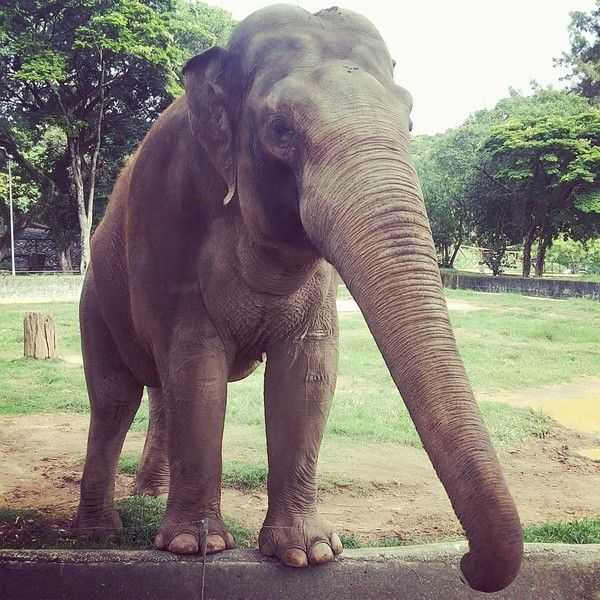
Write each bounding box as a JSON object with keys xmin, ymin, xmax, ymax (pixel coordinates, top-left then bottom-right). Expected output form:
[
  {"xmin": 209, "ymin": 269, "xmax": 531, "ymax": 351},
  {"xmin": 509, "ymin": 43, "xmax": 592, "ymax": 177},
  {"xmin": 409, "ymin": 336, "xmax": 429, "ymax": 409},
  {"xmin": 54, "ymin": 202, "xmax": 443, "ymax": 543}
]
[{"xmin": 531, "ymin": 397, "xmax": 600, "ymax": 461}]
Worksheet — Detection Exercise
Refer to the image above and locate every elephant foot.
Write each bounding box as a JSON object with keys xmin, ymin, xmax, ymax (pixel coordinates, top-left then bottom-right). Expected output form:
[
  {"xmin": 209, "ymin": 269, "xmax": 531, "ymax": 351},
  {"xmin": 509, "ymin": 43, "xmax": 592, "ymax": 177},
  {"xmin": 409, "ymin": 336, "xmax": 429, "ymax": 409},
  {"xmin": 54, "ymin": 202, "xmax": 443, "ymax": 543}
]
[
  {"xmin": 71, "ymin": 505, "xmax": 123, "ymax": 540},
  {"xmin": 154, "ymin": 513, "xmax": 235, "ymax": 555},
  {"xmin": 259, "ymin": 513, "xmax": 343, "ymax": 567}
]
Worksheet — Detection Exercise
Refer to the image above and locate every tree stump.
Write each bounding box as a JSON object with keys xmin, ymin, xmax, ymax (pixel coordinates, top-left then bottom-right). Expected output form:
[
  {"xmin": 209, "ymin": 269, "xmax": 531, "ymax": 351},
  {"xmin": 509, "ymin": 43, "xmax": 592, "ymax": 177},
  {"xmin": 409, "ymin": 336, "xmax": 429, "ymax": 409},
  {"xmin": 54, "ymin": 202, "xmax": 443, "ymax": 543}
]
[{"xmin": 23, "ymin": 312, "xmax": 57, "ymax": 359}]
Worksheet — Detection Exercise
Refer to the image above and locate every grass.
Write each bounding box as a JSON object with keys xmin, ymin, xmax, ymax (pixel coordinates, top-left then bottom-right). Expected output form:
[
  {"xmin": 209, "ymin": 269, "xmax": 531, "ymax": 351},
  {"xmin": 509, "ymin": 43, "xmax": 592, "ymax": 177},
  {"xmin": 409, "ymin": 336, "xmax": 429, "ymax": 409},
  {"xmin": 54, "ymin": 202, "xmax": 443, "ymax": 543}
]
[
  {"xmin": 340, "ymin": 518, "xmax": 600, "ymax": 548},
  {"xmin": 118, "ymin": 456, "xmax": 386, "ymax": 494},
  {"xmin": 117, "ymin": 454, "xmax": 141, "ymax": 476},
  {"xmin": 0, "ymin": 302, "xmax": 88, "ymax": 415},
  {"xmin": 5, "ymin": 291, "xmax": 600, "ymax": 446},
  {"xmin": 522, "ymin": 518, "xmax": 600, "ymax": 544}
]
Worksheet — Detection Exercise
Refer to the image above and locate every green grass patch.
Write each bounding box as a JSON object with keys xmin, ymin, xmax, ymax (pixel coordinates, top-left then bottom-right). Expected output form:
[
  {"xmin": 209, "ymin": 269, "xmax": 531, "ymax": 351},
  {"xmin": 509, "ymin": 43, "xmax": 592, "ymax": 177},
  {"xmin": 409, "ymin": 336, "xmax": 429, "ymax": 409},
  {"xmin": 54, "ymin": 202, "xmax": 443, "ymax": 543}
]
[
  {"xmin": 118, "ymin": 454, "xmax": 141, "ymax": 475},
  {"xmin": 2, "ymin": 505, "xmax": 598, "ymax": 550},
  {"xmin": 337, "ymin": 284, "xmax": 352, "ymax": 300},
  {"xmin": 222, "ymin": 462, "xmax": 268, "ymax": 490},
  {"xmin": 523, "ymin": 518, "xmax": 600, "ymax": 544},
  {"xmin": 340, "ymin": 518, "xmax": 600, "ymax": 548},
  {"xmin": 0, "ymin": 302, "xmax": 88, "ymax": 415},
  {"xmin": 0, "ymin": 508, "xmax": 41, "ymax": 522},
  {"xmin": 118, "ymin": 496, "xmax": 253, "ymax": 549},
  {"xmin": 117, "ymin": 456, "xmax": 382, "ymax": 494},
  {"xmin": 4, "ymin": 292, "xmax": 599, "ymax": 446}
]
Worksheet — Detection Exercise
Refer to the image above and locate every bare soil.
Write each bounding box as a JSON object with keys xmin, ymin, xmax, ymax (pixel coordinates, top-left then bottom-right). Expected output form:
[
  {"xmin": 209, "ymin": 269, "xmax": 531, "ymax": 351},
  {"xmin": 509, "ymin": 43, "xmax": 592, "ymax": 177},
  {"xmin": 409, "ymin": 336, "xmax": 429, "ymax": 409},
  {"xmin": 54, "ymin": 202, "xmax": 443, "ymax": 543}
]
[{"xmin": 1, "ymin": 378, "xmax": 600, "ymax": 546}]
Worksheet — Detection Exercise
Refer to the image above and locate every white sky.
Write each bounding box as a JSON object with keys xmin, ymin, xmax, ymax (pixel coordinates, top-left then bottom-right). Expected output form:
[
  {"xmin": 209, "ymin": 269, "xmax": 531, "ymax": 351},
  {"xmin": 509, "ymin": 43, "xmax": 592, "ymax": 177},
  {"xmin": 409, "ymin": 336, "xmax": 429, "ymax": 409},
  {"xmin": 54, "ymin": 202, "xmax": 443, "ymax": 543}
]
[{"xmin": 209, "ymin": 0, "xmax": 597, "ymax": 134}]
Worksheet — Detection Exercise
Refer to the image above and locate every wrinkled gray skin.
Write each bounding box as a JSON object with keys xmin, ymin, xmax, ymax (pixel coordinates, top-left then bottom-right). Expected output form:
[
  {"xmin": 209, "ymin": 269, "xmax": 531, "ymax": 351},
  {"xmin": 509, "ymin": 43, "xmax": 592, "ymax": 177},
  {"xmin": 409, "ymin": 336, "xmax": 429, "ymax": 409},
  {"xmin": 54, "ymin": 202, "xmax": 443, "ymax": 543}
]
[{"xmin": 73, "ymin": 5, "xmax": 523, "ymax": 593}]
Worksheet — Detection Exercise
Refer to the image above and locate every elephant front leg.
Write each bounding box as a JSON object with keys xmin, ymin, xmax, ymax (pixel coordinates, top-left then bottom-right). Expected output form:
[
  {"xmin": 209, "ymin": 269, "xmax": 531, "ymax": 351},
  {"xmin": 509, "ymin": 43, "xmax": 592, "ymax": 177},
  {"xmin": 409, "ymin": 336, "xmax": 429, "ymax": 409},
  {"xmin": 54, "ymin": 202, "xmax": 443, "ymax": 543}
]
[
  {"xmin": 260, "ymin": 327, "xmax": 342, "ymax": 567},
  {"xmin": 154, "ymin": 337, "xmax": 234, "ymax": 555}
]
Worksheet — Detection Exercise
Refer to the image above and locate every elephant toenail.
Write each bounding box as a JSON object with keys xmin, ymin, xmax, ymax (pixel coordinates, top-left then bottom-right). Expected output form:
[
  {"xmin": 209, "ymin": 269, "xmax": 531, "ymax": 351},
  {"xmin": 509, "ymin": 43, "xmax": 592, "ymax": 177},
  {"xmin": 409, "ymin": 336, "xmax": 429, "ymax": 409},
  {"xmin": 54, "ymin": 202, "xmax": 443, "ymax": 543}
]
[
  {"xmin": 205, "ymin": 534, "xmax": 226, "ymax": 553},
  {"xmin": 282, "ymin": 548, "xmax": 308, "ymax": 567},
  {"xmin": 309, "ymin": 542, "xmax": 334, "ymax": 564},
  {"xmin": 224, "ymin": 532, "xmax": 236, "ymax": 549},
  {"xmin": 168, "ymin": 533, "xmax": 199, "ymax": 554},
  {"xmin": 331, "ymin": 533, "xmax": 343, "ymax": 555}
]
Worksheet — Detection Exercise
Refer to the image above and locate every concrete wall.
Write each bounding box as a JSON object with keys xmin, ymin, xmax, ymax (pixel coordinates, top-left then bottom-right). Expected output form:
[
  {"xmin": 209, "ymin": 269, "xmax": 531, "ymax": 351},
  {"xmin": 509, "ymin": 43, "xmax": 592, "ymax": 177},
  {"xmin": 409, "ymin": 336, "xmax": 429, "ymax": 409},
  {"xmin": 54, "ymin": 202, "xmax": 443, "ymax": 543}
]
[
  {"xmin": 0, "ymin": 275, "xmax": 84, "ymax": 303},
  {"xmin": 1, "ymin": 273, "xmax": 599, "ymax": 304},
  {"xmin": 1, "ymin": 544, "xmax": 599, "ymax": 600},
  {"xmin": 441, "ymin": 272, "xmax": 600, "ymax": 301}
]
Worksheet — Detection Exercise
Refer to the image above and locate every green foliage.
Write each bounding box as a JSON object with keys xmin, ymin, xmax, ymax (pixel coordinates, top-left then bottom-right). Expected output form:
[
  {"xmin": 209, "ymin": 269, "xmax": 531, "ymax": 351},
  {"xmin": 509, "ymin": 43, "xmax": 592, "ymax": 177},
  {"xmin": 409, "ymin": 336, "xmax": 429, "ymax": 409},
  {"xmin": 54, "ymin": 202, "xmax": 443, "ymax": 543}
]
[
  {"xmin": 485, "ymin": 110, "xmax": 600, "ymax": 188},
  {"xmin": 416, "ymin": 88, "xmax": 600, "ymax": 276},
  {"xmin": 0, "ymin": 0, "xmax": 236, "ymax": 263},
  {"xmin": 412, "ymin": 131, "xmax": 474, "ymax": 267},
  {"xmin": 558, "ymin": 1, "xmax": 600, "ymax": 102},
  {"xmin": 546, "ymin": 237, "xmax": 600, "ymax": 274},
  {"xmin": 523, "ymin": 518, "xmax": 600, "ymax": 544},
  {"xmin": 222, "ymin": 461, "xmax": 268, "ymax": 490}
]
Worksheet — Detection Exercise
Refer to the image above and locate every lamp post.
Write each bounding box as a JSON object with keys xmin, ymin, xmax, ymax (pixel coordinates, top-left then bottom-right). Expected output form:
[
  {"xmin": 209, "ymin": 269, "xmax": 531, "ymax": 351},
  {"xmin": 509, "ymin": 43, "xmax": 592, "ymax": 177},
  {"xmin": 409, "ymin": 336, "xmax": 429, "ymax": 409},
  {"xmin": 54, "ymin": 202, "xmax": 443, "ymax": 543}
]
[{"xmin": 0, "ymin": 146, "xmax": 16, "ymax": 276}]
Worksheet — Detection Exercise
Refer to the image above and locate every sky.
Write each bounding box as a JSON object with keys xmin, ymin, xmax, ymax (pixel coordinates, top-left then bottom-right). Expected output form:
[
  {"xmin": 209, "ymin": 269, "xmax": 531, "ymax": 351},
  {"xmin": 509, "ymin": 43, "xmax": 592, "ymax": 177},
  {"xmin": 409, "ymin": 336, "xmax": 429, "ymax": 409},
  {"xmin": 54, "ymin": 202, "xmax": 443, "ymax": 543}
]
[{"xmin": 208, "ymin": 0, "xmax": 597, "ymax": 134}]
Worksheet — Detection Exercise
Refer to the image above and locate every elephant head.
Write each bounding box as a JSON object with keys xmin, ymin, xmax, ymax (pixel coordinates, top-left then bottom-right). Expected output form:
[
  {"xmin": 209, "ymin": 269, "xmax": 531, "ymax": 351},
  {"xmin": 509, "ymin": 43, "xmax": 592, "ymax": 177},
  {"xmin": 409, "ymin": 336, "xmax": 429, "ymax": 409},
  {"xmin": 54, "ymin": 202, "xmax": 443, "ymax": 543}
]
[{"xmin": 183, "ymin": 6, "xmax": 522, "ymax": 592}]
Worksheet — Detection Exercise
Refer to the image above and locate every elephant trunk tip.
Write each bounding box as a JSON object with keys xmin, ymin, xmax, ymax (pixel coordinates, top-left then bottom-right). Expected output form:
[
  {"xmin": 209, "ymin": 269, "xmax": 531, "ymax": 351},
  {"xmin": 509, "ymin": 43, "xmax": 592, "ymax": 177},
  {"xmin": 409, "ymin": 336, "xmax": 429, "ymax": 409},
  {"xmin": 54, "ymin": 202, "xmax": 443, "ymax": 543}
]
[{"xmin": 460, "ymin": 534, "xmax": 523, "ymax": 593}]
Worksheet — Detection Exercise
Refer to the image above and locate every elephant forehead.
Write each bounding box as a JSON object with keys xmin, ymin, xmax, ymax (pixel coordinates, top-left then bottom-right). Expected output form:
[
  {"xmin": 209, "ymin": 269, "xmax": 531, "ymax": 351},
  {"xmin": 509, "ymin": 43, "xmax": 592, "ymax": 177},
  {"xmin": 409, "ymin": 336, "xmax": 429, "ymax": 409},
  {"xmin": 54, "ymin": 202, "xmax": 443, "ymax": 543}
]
[{"xmin": 230, "ymin": 6, "xmax": 392, "ymax": 84}]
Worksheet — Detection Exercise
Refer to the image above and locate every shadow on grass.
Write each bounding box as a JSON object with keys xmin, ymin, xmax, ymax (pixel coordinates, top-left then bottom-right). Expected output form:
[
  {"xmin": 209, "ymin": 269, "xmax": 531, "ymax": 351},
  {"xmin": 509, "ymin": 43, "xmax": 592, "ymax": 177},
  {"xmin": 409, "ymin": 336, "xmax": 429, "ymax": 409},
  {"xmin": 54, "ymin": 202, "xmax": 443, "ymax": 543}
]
[{"xmin": 0, "ymin": 498, "xmax": 253, "ymax": 551}]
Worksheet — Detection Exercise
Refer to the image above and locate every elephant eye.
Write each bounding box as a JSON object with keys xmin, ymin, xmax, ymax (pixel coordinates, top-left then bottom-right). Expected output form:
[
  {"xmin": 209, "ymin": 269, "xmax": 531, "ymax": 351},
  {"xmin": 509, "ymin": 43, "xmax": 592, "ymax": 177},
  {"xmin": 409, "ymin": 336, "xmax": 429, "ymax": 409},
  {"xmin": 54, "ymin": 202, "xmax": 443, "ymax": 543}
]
[{"xmin": 267, "ymin": 114, "xmax": 294, "ymax": 145}]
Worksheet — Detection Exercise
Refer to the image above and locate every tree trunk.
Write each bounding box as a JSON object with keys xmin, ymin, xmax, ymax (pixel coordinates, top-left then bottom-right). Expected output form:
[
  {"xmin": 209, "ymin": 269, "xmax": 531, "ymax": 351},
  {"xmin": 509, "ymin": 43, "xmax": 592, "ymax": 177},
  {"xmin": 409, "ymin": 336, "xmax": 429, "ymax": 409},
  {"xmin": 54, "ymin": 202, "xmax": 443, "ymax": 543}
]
[
  {"xmin": 68, "ymin": 136, "xmax": 91, "ymax": 274},
  {"xmin": 449, "ymin": 243, "xmax": 460, "ymax": 268},
  {"xmin": 522, "ymin": 229, "xmax": 535, "ymax": 278},
  {"xmin": 442, "ymin": 244, "xmax": 450, "ymax": 267},
  {"xmin": 535, "ymin": 240, "xmax": 548, "ymax": 277},
  {"xmin": 56, "ymin": 244, "xmax": 73, "ymax": 272},
  {"xmin": 65, "ymin": 48, "xmax": 105, "ymax": 274},
  {"xmin": 24, "ymin": 311, "xmax": 57, "ymax": 359},
  {"xmin": 535, "ymin": 225, "xmax": 552, "ymax": 277}
]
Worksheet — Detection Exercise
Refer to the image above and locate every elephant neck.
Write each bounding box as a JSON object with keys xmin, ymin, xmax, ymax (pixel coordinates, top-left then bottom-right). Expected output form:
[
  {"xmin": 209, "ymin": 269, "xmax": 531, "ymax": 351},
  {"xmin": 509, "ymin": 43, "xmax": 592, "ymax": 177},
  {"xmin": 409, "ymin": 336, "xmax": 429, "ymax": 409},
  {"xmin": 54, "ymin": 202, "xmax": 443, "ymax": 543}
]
[{"xmin": 236, "ymin": 230, "xmax": 323, "ymax": 296}]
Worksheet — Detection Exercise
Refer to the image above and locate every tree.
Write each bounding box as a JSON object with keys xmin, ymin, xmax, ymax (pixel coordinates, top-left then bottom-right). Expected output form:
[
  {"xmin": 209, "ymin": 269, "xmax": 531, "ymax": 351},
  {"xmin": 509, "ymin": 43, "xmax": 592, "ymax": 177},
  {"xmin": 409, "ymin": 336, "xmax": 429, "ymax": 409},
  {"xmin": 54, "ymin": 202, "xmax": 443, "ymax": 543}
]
[
  {"xmin": 546, "ymin": 237, "xmax": 600, "ymax": 274},
  {"xmin": 558, "ymin": 0, "xmax": 600, "ymax": 103},
  {"xmin": 412, "ymin": 128, "xmax": 477, "ymax": 268},
  {"xmin": 481, "ymin": 97, "xmax": 600, "ymax": 276},
  {"xmin": 0, "ymin": 0, "xmax": 235, "ymax": 272}
]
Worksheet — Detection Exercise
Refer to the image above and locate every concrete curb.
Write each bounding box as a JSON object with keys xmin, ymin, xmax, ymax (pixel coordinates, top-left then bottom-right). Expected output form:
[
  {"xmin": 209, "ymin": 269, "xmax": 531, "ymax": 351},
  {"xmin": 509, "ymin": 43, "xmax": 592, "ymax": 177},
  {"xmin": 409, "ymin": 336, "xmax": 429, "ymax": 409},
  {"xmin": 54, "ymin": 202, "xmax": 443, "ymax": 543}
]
[{"xmin": 1, "ymin": 543, "xmax": 599, "ymax": 599}]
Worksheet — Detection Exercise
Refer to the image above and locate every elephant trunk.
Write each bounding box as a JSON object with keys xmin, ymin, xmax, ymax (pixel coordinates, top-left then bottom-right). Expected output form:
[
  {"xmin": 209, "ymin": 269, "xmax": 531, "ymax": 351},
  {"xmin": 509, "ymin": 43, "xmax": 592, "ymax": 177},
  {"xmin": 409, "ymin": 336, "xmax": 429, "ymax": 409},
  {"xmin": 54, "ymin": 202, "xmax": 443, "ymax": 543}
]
[{"xmin": 300, "ymin": 124, "xmax": 523, "ymax": 593}]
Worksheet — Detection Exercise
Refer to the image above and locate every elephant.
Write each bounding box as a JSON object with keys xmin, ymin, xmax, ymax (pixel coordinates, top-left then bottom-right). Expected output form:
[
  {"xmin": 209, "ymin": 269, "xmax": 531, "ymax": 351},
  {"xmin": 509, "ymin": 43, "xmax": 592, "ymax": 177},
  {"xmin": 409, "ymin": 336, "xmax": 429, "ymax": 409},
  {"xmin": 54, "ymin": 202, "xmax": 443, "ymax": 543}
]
[{"xmin": 73, "ymin": 4, "xmax": 523, "ymax": 593}]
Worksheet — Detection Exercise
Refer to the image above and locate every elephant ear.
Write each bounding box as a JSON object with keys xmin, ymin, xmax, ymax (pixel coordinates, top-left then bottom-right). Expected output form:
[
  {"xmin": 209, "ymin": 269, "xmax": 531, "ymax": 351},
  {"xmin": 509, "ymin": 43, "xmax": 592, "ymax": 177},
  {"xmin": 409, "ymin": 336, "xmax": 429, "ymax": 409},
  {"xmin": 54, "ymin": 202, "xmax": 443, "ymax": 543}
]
[{"xmin": 183, "ymin": 47, "xmax": 236, "ymax": 205}]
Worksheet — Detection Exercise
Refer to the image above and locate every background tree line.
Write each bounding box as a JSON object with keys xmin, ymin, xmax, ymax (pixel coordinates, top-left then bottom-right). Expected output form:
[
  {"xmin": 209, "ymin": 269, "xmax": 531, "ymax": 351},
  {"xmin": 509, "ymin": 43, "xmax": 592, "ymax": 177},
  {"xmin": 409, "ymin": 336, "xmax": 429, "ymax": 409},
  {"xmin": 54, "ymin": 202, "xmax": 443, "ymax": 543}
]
[
  {"xmin": 1, "ymin": 1, "xmax": 599, "ymax": 277},
  {"xmin": 413, "ymin": 1, "xmax": 600, "ymax": 277},
  {"xmin": 0, "ymin": 0, "xmax": 235, "ymax": 272}
]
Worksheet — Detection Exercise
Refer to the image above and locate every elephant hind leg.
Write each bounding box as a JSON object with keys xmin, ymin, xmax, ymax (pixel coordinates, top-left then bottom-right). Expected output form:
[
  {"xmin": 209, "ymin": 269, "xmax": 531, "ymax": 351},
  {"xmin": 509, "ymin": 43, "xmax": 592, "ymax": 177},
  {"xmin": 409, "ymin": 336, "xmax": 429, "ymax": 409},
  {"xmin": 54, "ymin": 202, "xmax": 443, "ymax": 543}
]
[
  {"xmin": 73, "ymin": 281, "xmax": 143, "ymax": 539},
  {"xmin": 133, "ymin": 386, "xmax": 170, "ymax": 497}
]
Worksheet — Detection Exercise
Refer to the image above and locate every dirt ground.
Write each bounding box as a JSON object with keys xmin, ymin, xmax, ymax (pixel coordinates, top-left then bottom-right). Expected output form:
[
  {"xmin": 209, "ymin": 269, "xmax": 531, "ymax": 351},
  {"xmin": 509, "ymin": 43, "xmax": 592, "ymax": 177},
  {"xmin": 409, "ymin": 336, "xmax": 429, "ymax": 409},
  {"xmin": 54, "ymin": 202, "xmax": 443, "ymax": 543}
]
[{"xmin": 1, "ymin": 377, "xmax": 600, "ymax": 545}]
